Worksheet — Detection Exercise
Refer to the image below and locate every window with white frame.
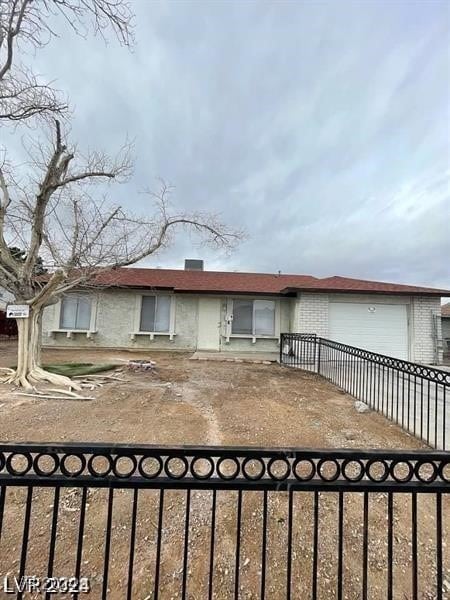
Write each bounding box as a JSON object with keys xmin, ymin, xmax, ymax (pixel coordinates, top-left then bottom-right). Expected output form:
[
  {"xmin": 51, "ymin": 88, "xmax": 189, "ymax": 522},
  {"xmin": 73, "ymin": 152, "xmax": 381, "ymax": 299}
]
[
  {"xmin": 60, "ymin": 295, "xmax": 92, "ymax": 330},
  {"xmin": 140, "ymin": 295, "xmax": 171, "ymax": 332},
  {"xmin": 232, "ymin": 299, "xmax": 275, "ymax": 336}
]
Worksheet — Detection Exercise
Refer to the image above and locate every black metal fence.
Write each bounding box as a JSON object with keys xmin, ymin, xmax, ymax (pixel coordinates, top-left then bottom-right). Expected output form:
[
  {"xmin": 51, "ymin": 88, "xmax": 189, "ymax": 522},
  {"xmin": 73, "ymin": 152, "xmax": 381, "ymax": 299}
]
[
  {"xmin": 0, "ymin": 443, "xmax": 448, "ymax": 599},
  {"xmin": 280, "ymin": 334, "xmax": 450, "ymax": 451}
]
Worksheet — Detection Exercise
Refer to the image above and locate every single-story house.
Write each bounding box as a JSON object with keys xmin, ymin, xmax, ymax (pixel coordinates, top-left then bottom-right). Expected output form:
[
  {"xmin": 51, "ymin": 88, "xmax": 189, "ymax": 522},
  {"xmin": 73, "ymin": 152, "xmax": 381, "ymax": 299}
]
[
  {"xmin": 0, "ymin": 286, "xmax": 12, "ymax": 310},
  {"xmin": 41, "ymin": 260, "xmax": 450, "ymax": 364},
  {"xmin": 0, "ymin": 287, "xmax": 17, "ymax": 338},
  {"xmin": 442, "ymin": 303, "xmax": 450, "ymax": 354}
]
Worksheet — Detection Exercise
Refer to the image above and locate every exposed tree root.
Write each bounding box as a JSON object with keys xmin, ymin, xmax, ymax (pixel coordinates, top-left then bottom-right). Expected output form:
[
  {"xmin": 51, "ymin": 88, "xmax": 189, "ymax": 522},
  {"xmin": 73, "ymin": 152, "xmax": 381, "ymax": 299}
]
[
  {"xmin": 16, "ymin": 391, "xmax": 94, "ymax": 401},
  {"xmin": 46, "ymin": 388, "xmax": 86, "ymax": 397},
  {"xmin": 0, "ymin": 372, "xmax": 34, "ymax": 390},
  {"xmin": 28, "ymin": 367, "xmax": 82, "ymax": 390},
  {"xmin": 0, "ymin": 368, "xmax": 82, "ymax": 391}
]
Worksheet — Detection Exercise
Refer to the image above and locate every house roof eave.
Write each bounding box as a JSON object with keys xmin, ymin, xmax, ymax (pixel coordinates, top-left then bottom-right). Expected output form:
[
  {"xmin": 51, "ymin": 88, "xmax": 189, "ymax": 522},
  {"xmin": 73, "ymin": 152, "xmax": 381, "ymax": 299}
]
[{"xmin": 280, "ymin": 287, "xmax": 450, "ymax": 297}]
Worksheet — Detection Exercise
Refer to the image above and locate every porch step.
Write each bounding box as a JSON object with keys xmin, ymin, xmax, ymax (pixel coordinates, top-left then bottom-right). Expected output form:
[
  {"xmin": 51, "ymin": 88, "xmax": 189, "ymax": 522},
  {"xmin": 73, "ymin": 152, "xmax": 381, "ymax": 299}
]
[{"xmin": 190, "ymin": 351, "xmax": 278, "ymax": 364}]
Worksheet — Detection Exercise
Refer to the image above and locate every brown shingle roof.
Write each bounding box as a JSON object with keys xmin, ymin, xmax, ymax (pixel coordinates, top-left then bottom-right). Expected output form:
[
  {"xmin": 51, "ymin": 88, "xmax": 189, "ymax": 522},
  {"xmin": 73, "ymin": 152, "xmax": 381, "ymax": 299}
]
[
  {"xmin": 92, "ymin": 267, "xmax": 450, "ymax": 296},
  {"xmin": 282, "ymin": 275, "xmax": 450, "ymax": 295},
  {"xmin": 94, "ymin": 268, "xmax": 317, "ymax": 294},
  {"xmin": 442, "ymin": 303, "xmax": 450, "ymax": 317}
]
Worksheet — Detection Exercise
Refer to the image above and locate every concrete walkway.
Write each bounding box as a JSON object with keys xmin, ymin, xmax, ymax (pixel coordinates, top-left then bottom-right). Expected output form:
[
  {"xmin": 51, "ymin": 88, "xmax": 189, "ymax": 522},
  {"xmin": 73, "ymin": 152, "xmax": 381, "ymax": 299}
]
[
  {"xmin": 284, "ymin": 353, "xmax": 449, "ymax": 450},
  {"xmin": 190, "ymin": 351, "xmax": 279, "ymax": 363}
]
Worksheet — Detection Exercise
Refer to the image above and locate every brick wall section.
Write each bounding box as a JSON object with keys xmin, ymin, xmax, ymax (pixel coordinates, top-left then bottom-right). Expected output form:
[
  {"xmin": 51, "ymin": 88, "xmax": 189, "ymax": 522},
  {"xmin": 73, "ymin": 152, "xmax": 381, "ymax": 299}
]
[
  {"xmin": 292, "ymin": 293, "xmax": 443, "ymax": 364},
  {"xmin": 411, "ymin": 296, "xmax": 442, "ymax": 363},
  {"xmin": 42, "ymin": 291, "xmax": 292, "ymax": 353},
  {"xmin": 42, "ymin": 290, "xmax": 199, "ymax": 351},
  {"xmin": 294, "ymin": 293, "xmax": 329, "ymax": 337},
  {"xmin": 41, "ymin": 288, "xmax": 443, "ymax": 362}
]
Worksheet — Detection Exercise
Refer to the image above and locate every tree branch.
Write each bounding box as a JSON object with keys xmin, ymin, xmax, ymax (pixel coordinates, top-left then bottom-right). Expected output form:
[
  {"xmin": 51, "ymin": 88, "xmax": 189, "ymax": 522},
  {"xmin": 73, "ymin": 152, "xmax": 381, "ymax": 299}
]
[
  {"xmin": 0, "ymin": 165, "xmax": 20, "ymax": 274},
  {"xmin": 0, "ymin": 0, "xmax": 133, "ymax": 123}
]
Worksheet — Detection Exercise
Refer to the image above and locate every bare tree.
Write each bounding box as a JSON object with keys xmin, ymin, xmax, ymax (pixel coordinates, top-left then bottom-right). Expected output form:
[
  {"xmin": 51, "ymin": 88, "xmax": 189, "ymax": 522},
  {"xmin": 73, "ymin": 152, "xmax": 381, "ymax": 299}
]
[
  {"xmin": 0, "ymin": 120, "xmax": 242, "ymax": 389},
  {"xmin": 0, "ymin": 1, "xmax": 243, "ymax": 389},
  {"xmin": 0, "ymin": 0, "xmax": 132, "ymax": 122}
]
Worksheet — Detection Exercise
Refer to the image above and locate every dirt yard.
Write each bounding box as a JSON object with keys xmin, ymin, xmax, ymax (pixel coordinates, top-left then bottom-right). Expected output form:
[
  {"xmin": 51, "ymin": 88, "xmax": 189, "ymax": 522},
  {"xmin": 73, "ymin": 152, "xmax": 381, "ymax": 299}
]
[
  {"xmin": 0, "ymin": 345, "xmax": 430, "ymax": 448},
  {"xmin": 0, "ymin": 345, "xmax": 448, "ymax": 599}
]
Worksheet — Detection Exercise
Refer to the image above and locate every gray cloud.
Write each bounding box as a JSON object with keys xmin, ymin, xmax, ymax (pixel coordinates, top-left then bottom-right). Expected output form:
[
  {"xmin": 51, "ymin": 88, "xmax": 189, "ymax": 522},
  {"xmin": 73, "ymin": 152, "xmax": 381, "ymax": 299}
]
[{"xmin": 30, "ymin": 0, "xmax": 450, "ymax": 289}]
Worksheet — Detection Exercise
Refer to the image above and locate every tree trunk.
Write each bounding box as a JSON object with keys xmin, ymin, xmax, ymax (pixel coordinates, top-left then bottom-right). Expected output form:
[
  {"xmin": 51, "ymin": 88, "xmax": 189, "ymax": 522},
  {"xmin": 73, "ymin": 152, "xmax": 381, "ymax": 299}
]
[{"xmin": 1, "ymin": 306, "xmax": 80, "ymax": 390}]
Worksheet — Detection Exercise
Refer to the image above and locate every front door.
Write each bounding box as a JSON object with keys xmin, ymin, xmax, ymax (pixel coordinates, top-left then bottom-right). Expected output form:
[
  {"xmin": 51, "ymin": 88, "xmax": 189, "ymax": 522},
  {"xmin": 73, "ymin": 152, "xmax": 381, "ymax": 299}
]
[{"xmin": 197, "ymin": 297, "xmax": 221, "ymax": 350}]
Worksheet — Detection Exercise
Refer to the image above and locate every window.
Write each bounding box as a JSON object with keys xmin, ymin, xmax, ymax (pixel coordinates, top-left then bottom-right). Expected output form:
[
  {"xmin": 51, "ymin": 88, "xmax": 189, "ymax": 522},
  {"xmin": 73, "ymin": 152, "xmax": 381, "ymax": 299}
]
[
  {"xmin": 232, "ymin": 299, "xmax": 253, "ymax": 334},
  {"xmin": 254, "ymin": 300, "xmax": 276, "ymax": 335},
  {"xmin": 232, "ymin": 299, "xmax": 275, "ymax": 336},
  {"xmin": 60, "ymin": 295, "xmax": 92, "ymax": 330},
  {"xmin": 140, "ymin": 295, "xmax": 171, "ymax": 332}
]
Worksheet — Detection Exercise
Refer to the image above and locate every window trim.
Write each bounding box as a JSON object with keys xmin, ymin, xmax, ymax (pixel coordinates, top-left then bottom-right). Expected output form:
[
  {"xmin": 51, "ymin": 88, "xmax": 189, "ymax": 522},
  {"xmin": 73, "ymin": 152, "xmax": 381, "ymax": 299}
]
[
  {"xmin": 131, "ymin": 293, "xmax": 176, "ymax": 341},
  {"xmin": 50, "ymin": 293, "xmax": 98, "ymax": 338},
  {"xmin": 139, "ymin": 294, "xmax": 171, "ymax": 333},
  {"xmin": 225, "ymin": 297, "xmax": 280, "ymax": 343}
]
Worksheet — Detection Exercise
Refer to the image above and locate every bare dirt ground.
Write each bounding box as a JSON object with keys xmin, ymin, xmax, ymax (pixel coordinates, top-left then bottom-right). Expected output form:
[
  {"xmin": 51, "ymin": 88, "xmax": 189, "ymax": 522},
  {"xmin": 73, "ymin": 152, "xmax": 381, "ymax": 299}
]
[
  {"xmin": 0, "ymin": 344, "xmax": 448, "ymax": 599},
  {"xmin": 0, "ymin": 344, "xmax": 431, "ymax": 447}
]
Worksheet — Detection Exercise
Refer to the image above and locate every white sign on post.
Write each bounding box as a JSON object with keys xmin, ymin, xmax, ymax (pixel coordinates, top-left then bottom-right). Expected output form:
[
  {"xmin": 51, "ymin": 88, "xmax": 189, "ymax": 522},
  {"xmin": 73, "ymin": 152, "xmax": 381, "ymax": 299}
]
[{"xmin": 6, "ymin": 304, "xmax": 30, "ymax": 319}]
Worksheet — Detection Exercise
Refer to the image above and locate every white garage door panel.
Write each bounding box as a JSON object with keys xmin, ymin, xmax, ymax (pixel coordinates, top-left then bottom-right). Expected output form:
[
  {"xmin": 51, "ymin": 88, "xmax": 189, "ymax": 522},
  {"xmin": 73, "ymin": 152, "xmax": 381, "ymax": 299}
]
[{"xmin": 329, "ymin": 303, "xmax": 408, "ymax": 359}]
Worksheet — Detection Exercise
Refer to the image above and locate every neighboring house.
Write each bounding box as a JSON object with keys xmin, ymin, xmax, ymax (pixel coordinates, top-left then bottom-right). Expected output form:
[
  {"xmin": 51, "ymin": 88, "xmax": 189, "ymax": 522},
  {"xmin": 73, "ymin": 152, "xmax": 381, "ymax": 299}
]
[
  {"xmin": 0, "ymin": 287, "xmax": 17, "ymax": 338},
  {"xmin": 442, "ymin": 302, "xmax": 450, "ymax": 354},
  {"xmin": 0, "ymin": 286, "xmax": 13, "ymax": 310},
  {"xmin": 41, "ymin": 260, "xmax": 450, "ymax": 364}
]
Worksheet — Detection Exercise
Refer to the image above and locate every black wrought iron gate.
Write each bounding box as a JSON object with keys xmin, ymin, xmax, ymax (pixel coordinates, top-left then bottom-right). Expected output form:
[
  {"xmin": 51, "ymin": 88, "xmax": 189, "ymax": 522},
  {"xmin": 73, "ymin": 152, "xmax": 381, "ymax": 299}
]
[
  {"xmin": 0, "ymin": 443, "xmax": 448, "ymax": 599},
  {"xmin": 280, "ymin": 333, "xmax": 450, "ymax": 450}
]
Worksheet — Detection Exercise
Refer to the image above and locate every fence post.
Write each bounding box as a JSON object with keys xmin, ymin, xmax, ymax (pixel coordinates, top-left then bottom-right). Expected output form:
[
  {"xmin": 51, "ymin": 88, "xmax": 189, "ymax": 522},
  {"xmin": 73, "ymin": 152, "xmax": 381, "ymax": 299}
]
[
  {"xmin": 279, "ymin": 334, "xmax": 283, "ymax": 364},
  {"xmin": 316, "ymin": 338, "xmax": 321, "ymax": 374}
]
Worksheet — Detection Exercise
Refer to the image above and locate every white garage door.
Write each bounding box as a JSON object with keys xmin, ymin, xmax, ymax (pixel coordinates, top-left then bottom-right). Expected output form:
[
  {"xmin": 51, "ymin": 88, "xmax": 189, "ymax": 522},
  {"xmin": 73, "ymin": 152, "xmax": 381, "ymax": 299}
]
[{"xmin": 328, "ymin": 303, "xmax": 409, "ymax": 359}]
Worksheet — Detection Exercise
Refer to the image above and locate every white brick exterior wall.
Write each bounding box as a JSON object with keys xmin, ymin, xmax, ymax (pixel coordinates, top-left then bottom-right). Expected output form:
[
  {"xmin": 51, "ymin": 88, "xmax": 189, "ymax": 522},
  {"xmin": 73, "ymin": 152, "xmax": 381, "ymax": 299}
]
[
  {"xmin": 410, "ymin": 296, "xmax": 442, "ymax": 364},
  {"xmin": 294, "ymin": 293, "xmax": 329, "ymax": 337},
  {"xmin": 292, "ymin": 292, "xmax": 443, "ymax": 364},
  {"xmin": 41, "ymin": 288, "xmax": 443, "ymax": 363}
]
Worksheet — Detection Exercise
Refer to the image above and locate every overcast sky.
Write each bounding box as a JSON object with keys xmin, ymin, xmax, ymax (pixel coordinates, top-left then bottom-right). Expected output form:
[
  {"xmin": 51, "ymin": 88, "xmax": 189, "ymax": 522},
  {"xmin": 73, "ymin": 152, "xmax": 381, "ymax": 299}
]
[{"xmin": 31, "ymin": 0, "xmax": 449, "ymax": 288}]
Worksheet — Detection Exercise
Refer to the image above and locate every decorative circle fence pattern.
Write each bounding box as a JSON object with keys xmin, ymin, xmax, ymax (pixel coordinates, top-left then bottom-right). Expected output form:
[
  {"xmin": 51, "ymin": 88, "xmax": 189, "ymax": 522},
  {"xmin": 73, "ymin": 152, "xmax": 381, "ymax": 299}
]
[
  {"xmin": 0, "ymin": 442, "xmax": 448, "ymax": 599},
  {"xmin": 0, "ymin": 443, "xmax": 448, "ymax": 491}
]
